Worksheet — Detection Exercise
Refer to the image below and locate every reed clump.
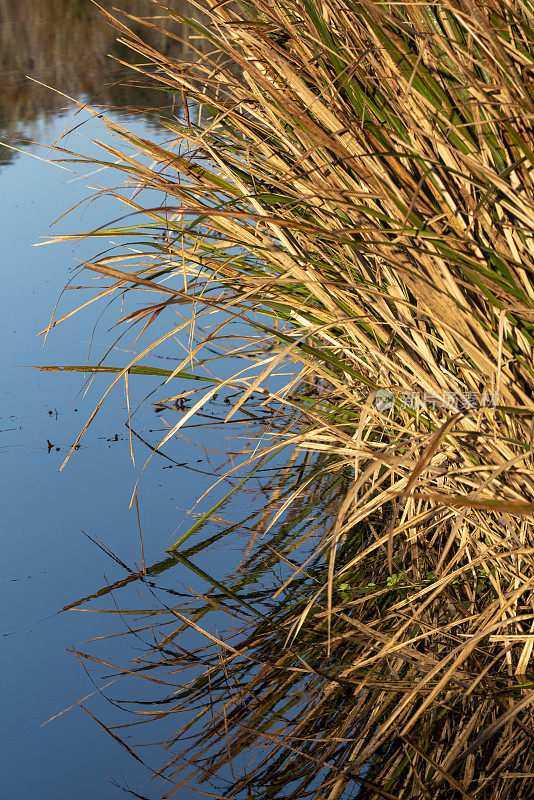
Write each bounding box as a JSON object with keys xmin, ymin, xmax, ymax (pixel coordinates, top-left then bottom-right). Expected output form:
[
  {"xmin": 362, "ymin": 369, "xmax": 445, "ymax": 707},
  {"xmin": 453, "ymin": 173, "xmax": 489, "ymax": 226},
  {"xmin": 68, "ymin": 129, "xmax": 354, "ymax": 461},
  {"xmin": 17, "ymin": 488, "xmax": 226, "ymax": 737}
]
[{"xmin": 45, "ymin": 0, "xmax": 534, "ymax": 797}]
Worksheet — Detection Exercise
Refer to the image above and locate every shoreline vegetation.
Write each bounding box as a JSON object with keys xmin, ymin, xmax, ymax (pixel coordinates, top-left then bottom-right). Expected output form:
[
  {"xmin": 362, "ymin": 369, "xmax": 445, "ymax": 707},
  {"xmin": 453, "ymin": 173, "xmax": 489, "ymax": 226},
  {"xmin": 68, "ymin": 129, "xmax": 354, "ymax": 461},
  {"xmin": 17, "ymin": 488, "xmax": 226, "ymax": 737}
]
[{"xmin": 39, "ymin": 0, "xmax": 534, "ymax": 797}]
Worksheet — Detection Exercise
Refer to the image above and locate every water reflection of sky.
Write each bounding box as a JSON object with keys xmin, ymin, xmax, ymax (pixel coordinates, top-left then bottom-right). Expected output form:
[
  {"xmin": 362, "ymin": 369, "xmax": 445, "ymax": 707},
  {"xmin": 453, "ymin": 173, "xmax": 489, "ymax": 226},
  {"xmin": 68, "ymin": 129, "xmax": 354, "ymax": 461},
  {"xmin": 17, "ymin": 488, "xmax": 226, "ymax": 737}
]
[
  {"xmin": 0, "ymin": 99, "xmax": 275, "ymax": 798},
  {"xmin": 0, "ymin": 3, "xmax": 304, "ymax": 793}
]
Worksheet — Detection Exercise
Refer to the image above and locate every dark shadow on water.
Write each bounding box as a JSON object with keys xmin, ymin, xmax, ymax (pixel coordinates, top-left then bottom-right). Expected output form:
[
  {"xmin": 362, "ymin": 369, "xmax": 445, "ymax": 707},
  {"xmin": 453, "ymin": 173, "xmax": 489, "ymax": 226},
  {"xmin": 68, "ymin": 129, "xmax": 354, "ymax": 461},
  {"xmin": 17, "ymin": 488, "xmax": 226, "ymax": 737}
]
[{"xmin": 0, "ymin": 0, "xmax": 207, "ymax": 164}]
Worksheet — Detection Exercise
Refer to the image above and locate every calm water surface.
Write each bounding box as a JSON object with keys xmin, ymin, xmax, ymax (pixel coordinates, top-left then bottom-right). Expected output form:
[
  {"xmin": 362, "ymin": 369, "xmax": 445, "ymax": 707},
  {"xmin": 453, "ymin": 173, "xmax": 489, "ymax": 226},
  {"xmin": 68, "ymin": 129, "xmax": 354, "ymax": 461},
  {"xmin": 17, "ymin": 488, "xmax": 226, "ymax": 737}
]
[{"xmin": 0, "ymin": 2, "xmax": 247, "ymax": 797}]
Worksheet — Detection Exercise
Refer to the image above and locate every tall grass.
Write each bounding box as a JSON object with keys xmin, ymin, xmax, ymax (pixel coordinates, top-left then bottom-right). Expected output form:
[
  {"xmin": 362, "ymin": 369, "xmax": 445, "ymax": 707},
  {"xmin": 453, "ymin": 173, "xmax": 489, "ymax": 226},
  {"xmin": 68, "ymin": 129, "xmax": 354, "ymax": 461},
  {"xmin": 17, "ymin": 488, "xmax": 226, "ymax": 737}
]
[{"xmin": 42, "ymin": 0, "xmax": 534, "ymax": 797}]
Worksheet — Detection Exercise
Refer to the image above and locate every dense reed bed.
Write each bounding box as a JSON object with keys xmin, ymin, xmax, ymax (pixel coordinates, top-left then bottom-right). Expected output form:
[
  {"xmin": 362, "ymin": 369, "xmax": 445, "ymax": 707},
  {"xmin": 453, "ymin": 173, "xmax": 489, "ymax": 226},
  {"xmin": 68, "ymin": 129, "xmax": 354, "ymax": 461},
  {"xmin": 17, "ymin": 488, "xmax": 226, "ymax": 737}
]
[{"xmin": 43, "ymin": 0, "xmax": 534, "ymax": 797}]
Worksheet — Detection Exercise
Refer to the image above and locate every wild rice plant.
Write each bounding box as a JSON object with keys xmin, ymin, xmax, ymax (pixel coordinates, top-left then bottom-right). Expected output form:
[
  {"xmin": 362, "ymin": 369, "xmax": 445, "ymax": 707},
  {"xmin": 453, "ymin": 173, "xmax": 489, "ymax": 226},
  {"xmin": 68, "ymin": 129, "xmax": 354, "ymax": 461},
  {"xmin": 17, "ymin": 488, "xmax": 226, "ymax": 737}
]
[{"xmin": 43, "ymin": 0, "xmax": 534, "ymax": 797}]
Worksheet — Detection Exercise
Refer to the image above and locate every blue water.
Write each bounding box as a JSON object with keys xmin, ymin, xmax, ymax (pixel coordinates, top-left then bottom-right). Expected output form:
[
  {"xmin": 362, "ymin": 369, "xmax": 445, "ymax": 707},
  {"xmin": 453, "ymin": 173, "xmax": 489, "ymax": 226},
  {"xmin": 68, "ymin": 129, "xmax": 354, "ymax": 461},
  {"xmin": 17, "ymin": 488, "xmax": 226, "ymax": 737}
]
[{"xmin": 0, "ymin": 64, "xmax": 258, "ymax": 800}]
